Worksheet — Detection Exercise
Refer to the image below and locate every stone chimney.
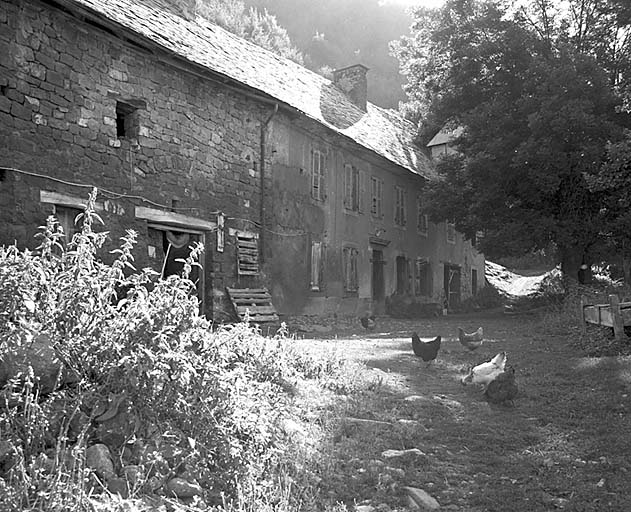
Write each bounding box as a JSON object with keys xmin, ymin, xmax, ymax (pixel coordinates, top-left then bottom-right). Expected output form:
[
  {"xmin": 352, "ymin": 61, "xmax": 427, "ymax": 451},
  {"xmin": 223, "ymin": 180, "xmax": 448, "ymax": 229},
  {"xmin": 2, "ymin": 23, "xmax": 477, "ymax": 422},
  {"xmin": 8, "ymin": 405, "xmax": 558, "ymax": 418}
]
[{"xmin": 333, "ymin": 64, "xmax": 369, "ymax": 111}]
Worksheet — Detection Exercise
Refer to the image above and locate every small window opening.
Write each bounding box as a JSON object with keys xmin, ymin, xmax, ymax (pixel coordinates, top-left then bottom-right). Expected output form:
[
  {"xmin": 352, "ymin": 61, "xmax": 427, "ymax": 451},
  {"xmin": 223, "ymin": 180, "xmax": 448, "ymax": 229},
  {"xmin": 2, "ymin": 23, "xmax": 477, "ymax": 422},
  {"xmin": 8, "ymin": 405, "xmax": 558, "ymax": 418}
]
[{"xmin": 116, "ymin": 101, "xmax": 139, "ymax": 138}]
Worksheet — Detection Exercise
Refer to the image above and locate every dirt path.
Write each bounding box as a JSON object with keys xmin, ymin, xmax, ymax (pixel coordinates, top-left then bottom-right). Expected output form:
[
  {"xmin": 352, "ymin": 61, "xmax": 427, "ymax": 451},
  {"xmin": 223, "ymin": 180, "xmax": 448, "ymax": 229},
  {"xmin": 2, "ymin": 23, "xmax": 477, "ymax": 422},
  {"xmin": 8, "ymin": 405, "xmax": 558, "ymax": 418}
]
[{"xmin": 296, "ymin": 311, "xmax": 631, "ymax": 511}]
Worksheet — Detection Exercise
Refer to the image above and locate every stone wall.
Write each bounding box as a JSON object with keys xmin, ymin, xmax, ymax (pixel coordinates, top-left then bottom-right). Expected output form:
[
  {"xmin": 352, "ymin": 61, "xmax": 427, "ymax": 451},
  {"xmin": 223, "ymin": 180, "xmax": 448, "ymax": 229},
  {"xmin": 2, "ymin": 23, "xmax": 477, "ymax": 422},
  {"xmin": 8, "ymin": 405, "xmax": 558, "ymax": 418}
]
[{"xmin": 0, "ymin": 0, "xmax": 272, "ymax": 319}]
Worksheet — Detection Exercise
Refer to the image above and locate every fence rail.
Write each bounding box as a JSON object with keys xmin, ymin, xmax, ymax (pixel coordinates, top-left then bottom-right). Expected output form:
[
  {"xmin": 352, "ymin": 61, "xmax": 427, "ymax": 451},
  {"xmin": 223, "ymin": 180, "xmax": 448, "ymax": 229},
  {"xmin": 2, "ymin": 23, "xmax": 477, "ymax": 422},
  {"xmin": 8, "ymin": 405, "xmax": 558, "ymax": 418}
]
[{"xmin": 580, "ymin": 294, "xmax": 631, "ymax": 340}]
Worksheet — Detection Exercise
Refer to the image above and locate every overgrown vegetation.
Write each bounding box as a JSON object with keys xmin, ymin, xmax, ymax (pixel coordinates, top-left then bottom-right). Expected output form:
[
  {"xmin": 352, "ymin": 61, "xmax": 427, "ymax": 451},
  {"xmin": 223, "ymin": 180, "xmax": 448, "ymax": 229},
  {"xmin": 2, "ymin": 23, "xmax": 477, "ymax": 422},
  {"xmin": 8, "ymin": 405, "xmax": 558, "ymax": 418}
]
[{"xmin": 0, "ymin": 190, "xmax": 377, "ymax": 511}]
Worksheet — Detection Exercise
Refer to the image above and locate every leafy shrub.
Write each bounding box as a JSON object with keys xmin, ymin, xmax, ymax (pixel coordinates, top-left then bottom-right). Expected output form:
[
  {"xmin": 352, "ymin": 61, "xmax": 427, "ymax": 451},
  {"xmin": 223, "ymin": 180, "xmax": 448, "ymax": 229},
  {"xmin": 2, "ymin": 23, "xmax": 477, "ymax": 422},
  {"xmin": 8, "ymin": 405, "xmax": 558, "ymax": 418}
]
[{"xmin": 0, "ymin": 189, "xmax": 357, "ymax": 511}]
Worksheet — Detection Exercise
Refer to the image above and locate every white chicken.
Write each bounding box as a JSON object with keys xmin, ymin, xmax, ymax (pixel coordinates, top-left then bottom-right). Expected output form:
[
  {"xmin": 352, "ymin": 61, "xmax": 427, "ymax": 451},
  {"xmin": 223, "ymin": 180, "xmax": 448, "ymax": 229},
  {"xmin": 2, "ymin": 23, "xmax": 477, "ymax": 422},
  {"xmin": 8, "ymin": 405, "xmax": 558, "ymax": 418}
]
[{"xmin": 461, "ymin": 352, "xmax": 507, "ymax": 388}]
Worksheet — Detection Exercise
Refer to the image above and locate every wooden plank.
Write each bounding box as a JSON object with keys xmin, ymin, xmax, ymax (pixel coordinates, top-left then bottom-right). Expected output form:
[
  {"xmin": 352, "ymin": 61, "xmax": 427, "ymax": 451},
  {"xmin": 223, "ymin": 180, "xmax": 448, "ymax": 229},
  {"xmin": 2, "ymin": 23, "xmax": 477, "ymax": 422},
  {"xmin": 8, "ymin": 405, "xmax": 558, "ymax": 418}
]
[
  {"xmin": 585, "ymin": 307, "xmax": 613, "ymax": 327},
  {"xmin": 231, "ymin": 294, "xmax": 272, "ymax": 300},
  {"xmin": 247, "ymin": 314, "xmax": 279, "ymax": 322},
  {"xmin": 237, "ymin": 305, "xmax": 277, "ymax": 314},
  {"xmin": 580, "ymin": 295, "xmax": 587, "ymax": 334},
  {"xmin": 610, "ymin": 294, "xmax": 625, "ymax": 340},
  {"xmin": 227, "ymin": 288, "xmax": 269, "ymax": 295},
  {"xmin": 225, "ymin": 287, "xmax": 278, "ymax": 323}
]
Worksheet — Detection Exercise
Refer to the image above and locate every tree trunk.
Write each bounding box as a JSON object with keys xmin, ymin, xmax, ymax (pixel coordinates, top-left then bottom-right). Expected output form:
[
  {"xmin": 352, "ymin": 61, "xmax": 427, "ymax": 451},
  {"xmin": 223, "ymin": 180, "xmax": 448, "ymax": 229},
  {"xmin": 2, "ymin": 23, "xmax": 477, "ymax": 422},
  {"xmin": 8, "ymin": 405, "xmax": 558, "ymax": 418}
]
[
  {"xmin": 559, "ymin": 245, "xmax": 592, "ymax": 284},
  {"xmin": 623, "ymin": 254, "xmax": 631, "ymax": 286}
]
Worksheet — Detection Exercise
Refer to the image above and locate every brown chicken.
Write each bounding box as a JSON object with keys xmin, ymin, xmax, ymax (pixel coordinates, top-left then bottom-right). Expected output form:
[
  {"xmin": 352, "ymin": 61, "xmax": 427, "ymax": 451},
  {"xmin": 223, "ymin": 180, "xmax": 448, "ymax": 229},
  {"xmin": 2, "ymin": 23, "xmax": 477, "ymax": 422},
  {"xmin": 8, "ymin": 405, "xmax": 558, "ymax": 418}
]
[
  {"xmin": 359, "ymin": 314, "xmax": 376, "ymax": 331},
  {"xmin": 458, "ymin": 326, "xmax": 484, "ymax": 351}
]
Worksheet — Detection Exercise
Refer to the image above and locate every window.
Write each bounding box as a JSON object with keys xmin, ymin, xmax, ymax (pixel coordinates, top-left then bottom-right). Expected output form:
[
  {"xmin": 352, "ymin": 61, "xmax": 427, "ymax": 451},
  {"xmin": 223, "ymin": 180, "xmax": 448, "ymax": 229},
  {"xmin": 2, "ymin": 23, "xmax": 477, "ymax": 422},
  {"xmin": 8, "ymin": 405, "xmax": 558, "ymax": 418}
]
[
  {"xmin": 415, "ymin": 258, "xmax": 431, "ymax": 296},
  {"xmin": 342, "ymin": 246, "xmax": 359, "ymax": 293},
  {"xmin": 446, "ymin": 221, "xmax": 456, "ymax": 244},
  {"xmin": 370, "ymin": 177, "xmax": 383, "ymax": 218},
  {"xmin": 116, "ymin": 101, "xmax": 139, "ymax": 139},
  {"xmin": 310, "ymin": 241, "xmax": 322, "ymax": 291},
  {"xmin": 472, "ymin": 268, "xmax": 478, "ymax": 296},
  {"xmin": 311, "ymin": 149, "xmax": 326, "ymax": 201},
  {"xmin": 394, "ymin": 186, "xmax": 406, "ymax": 227},
  {"xmin": 417, "ymin": 196, "xmax": 428, "ymax": 235},
  {"xmin": 343, "ymin": 164, "xmax": 360, "ymax": 212}
]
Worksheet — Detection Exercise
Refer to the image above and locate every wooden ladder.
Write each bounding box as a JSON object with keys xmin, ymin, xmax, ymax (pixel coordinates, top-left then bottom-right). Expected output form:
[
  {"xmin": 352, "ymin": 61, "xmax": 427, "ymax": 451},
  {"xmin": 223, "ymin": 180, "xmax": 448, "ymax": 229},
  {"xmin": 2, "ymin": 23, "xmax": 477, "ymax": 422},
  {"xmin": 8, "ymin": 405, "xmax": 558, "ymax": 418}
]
[{"xmin": 226, "ymin": 287, "xmax": 279, "ymax": 323}]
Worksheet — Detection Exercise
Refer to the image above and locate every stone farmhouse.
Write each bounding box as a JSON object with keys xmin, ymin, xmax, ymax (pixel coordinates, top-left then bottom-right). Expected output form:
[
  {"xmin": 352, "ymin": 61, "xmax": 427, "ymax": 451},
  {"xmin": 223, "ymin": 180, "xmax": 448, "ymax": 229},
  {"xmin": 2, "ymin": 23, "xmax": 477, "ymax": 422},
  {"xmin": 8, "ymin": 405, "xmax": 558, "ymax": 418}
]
[{"xmin": 0, "ymin": 0, "xmax": 485, "ymax": 321}]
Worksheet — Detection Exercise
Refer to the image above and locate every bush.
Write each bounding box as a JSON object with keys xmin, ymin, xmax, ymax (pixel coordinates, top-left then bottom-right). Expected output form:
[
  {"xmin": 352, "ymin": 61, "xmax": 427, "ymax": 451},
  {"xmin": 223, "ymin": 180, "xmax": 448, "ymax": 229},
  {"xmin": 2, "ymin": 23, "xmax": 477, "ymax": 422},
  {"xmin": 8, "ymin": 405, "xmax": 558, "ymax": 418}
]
[{"xmin": 0, "ymin": 190, "xmax": 356, "ymax": 511}]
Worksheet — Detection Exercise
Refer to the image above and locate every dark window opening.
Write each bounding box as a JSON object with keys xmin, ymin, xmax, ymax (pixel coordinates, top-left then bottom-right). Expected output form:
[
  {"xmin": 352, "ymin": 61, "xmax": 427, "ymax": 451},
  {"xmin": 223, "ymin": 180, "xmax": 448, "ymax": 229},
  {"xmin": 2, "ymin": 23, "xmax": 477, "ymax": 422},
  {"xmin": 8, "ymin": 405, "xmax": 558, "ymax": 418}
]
[
  {"xmin": 0, "ymin": 169, "xmax": 6, "ymax": 182},
  {"xmin": 415, "ymin": 259, "xmax": 431, "ymax": 296},
  {"xmin": 0, "ymin": 85, "xmax": 7, "ymax": 96},
  {"xmin": 54, "ymin": 205, "xmax": 83, "ymax": 243},
  {"xmin": 116, "ymin": 101, "xmax": 139, "ymax": 138}
]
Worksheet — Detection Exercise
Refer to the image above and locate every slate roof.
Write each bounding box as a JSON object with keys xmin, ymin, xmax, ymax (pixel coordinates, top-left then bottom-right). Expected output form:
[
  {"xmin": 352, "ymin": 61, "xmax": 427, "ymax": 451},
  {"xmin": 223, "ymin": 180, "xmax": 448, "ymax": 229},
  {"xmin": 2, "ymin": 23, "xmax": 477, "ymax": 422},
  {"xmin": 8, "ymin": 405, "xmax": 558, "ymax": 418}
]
[
  {"xmin": 427, "ymin": 126, "xmax": 464, "ymax": 147},
  {"xmin": 62, "ymin": 0, "xmax": 435, "ymax": 180}
]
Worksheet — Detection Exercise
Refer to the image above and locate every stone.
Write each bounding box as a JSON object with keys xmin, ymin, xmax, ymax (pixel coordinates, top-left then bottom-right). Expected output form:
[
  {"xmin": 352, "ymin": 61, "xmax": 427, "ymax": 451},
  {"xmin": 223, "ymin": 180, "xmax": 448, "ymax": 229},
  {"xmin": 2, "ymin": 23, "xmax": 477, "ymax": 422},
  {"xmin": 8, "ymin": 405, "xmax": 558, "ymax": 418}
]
[
  {"xmin": 0, "ymin": 440, "xmax": 14, "ymax": 464},
  {"xmin": 402, "ymin": 486, "xmax": 440, "ymax": 510},
  {"xmin": 123, "ymin": 465, "xmax": 141, "ymax": 488},
  {"xmin": 85, "ymin": 444, "xmax": 115, "ymax": 480},
  {"xmin": 381, "ymin": 448, "xmax": 425, "ymax": 459},
  {"xmin": 106, "ymin": 477, "xmax": 129, "ymax": 498},
  {"xmin": 404, "ymin": 395, "xmax": 430, "ymax": 402},
  {"xmin": 166, "ymin": 477, "xmax": 203, "ymax": 498},
  {"xmin": 0, "ymin": 332, "xmax": 78, "ymax": 396}
]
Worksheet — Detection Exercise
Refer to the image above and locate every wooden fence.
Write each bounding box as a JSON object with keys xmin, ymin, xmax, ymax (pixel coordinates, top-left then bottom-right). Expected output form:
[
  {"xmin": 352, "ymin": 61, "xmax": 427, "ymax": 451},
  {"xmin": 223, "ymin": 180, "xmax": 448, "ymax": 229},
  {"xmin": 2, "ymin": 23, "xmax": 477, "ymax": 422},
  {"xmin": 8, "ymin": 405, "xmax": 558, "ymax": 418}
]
[{"xmin": 580, "ymin": 294, "xmax": 631, "ymax": 340}]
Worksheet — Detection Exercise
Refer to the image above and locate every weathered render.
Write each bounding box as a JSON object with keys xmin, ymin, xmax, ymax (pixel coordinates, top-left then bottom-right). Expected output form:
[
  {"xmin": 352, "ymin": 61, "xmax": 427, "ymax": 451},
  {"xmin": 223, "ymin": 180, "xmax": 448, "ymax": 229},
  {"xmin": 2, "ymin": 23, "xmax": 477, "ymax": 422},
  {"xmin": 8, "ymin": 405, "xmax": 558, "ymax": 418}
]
[{"xmin": 0, "ymin": 0, "xmax": 484, "ymax": 321}]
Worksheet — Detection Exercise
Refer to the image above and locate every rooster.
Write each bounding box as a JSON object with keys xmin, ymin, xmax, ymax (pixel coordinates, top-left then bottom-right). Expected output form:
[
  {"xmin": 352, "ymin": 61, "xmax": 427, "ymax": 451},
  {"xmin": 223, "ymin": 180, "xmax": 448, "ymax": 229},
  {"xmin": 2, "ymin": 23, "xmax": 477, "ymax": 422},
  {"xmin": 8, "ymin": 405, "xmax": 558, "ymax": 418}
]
[
  {"xmin": 457, "ymin": 326, "xmax": 484, "ymax": 351},
  {"xmin": 411, "ymin": 333, "xmax": 441, "ymax": 366},
  {"xmin": 461, "ymin": 352, "xmax": 507, "ymax": 388},
  {"xmin": 484, "ymin": 366, "xmax": 518, "ymax": 406},
  {"xmin": 359, "ymin": 314, "xmax": 376, "ymax": 331}
]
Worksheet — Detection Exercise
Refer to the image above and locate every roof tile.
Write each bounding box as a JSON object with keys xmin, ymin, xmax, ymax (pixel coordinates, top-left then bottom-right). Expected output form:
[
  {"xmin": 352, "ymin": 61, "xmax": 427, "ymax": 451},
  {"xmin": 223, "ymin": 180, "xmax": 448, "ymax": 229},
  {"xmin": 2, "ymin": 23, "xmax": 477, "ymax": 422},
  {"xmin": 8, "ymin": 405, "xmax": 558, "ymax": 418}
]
[{"xmin": 67, "ymin": 0, "xmax": 435, "ymax": 179}]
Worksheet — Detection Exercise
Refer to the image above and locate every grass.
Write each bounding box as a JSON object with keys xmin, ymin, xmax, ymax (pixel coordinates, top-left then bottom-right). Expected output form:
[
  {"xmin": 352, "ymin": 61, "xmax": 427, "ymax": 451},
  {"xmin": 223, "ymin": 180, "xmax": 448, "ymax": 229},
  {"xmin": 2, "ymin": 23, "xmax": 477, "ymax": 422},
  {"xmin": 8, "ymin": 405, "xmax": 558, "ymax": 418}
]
[{"xmin": 287, "ymin": 311, "xmax": 631, "ymax": 511}]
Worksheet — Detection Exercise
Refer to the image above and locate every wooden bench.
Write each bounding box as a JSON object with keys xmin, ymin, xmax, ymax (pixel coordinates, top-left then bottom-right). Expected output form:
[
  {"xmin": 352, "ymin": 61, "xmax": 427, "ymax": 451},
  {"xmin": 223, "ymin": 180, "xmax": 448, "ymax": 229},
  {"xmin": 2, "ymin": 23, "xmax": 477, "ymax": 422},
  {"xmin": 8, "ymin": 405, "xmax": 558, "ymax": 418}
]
[
  {"xmin": 580, "ymin": 294, "xmax": 631, "ymax": 340},
  {"xmin": 226, "ymin": 287, "xmax": 279, "ymax": 324}
]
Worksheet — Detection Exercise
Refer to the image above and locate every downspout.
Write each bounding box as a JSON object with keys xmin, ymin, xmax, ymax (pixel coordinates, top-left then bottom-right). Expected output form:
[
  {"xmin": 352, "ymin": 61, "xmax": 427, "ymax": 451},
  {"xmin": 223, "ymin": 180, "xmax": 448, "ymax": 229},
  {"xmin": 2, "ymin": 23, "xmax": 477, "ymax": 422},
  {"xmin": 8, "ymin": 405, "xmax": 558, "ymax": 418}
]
[{"xmin": 260, "ymin": 103, "xmax": 279, "ymax": 264}]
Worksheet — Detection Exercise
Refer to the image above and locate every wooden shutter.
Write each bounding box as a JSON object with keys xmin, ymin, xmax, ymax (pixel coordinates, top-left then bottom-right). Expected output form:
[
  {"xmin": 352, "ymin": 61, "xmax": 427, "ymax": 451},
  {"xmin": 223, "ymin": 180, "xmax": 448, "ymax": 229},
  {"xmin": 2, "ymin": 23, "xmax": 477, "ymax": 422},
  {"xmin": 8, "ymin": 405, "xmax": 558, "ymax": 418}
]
[
  {"xmin": 310, "ymin": 241, "xmax": 322, "ymax": 291},
  {"xmin": 237, "ymin": 234, "xmax": 259, "ymax": 275},
  {"xmin": 343, "ymin": 164, "xmax": 352, "ymax": 209},
  {"xmin": 358, "ymin": 170, "xmax": 366, "ymax": 213}
]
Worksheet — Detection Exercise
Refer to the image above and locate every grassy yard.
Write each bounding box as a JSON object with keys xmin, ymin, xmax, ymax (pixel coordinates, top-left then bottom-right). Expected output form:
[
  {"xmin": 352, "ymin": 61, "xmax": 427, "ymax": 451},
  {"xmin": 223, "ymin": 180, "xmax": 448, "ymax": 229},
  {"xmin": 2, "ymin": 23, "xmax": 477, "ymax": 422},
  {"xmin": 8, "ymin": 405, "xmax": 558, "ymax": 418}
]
[{"xmin": 289, "ymin": 310, "xmax": 631, "ymax": 511}]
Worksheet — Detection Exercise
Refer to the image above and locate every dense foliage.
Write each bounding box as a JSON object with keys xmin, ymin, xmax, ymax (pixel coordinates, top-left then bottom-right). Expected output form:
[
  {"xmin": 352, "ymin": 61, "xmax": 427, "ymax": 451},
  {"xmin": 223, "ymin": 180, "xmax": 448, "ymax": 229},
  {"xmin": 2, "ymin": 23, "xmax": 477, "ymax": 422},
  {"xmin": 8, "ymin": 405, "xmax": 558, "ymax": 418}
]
[
  {"xmin": 0, "ymin": 191, "xmax": 370, "ymax": 511},
  {"xmin": 392, "ymin": 0, "xmax": 631, "ymax": 281},
  {"xmin": 197, "ymin": 0, "xmax": 304, "ymax": 64}
]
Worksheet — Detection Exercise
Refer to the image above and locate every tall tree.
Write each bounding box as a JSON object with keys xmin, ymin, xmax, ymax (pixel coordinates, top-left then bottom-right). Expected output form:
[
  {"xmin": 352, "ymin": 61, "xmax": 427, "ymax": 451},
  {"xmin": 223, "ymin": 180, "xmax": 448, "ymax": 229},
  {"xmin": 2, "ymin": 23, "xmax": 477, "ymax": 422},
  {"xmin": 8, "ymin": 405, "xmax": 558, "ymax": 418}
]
[
  {"xmin": 392, "ymin": 0, "xmax": 628, "ymax": 281},
  {"xmin": 197, "ymin": 0, "xmax": 304, "ymax": 64},
  {"xmin": 586, "ymin": 131, "xmax": 631, "ymax": 282}
]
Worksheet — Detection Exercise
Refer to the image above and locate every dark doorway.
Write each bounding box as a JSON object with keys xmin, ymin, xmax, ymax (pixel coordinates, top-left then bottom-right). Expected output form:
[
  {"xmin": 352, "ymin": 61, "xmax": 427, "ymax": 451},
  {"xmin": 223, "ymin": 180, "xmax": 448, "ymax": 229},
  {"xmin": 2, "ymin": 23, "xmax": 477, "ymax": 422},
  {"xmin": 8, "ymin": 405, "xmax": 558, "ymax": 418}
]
[
  {"xmin": 396, "ymin": 255, "xmax": 407, "ymax": 294},
  {"xmin": 371, "ymin": 249, "xmax": 385, "ymax": 313},
  {"xmin": 443, "ymin": 263, "xmax": 461, "ymax": 310},
  {"xmin": 147, "ymin": 227, "xmax": 205, "ymax": 309}
]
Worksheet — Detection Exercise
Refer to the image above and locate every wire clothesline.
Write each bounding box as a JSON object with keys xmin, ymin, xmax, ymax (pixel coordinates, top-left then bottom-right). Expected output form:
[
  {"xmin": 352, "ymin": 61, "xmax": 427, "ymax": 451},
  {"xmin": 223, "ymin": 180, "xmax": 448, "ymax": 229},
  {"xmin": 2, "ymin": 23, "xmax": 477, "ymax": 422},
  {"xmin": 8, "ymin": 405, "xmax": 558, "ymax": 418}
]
[{"xmin": 1, "ymin": 166, "xmax": 308, "ymax": 237}]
